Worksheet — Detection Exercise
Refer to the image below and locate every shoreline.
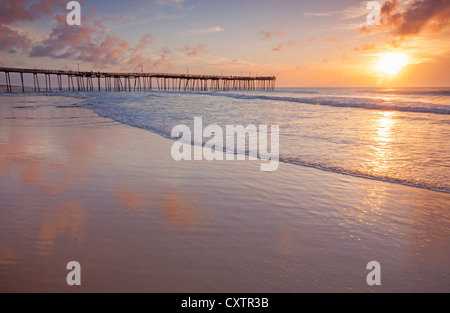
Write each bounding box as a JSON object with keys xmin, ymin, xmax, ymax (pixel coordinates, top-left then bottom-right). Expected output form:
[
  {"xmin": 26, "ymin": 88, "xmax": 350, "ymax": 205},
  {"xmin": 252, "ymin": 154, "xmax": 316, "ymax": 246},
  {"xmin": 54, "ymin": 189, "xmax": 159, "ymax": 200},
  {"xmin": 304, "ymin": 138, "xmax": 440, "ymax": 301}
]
[
  {"xmin": 0, "ymin": 94, "xmax": 449, "ymax": 292},
  {"xmin": 77, "ymin": 92, "xmax": 449, "ymax": 195}
]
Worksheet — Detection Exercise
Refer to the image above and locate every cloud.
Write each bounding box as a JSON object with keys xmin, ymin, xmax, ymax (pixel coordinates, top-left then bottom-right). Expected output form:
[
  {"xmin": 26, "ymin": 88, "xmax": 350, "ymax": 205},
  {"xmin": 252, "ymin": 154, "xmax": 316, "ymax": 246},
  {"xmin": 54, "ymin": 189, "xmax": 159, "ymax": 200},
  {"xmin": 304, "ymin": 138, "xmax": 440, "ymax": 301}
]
[
  {"xmin": 270, "ymin": 39, "xmax": 299, "ymax": 52},
  {"xmin": 304, "ymin": 11, "xmax": 339, "ymax": 17},
  {"xmin": 304, "ymin": 2, "xmax": 370, "ymax": 20},
  {"xmin": 354, "ymin": 43, "xmax": 377, "ymax": 51},
  {"xmin": 360, "ymin": 0, "xmax": 450, "ymax": 36},
  {"xmin": 29, "ymin": 14, "xmax": 113, "ymax": 60},
  {"xmin": 161, "ymin": 42, "xmax": 172, "ymax": 54},
  {"xmin": 0, "ymin": 0, "xmax": 66, "ymax": 52},
  {"xmin": 28, "ymin": 14, "xmax": 171, "ymax": 71},
  {"xmin": 181, "ymin": 43, "xmax": 209, "ymax": 57},
  {"xmin": 0, "ymin": 0, "xmax": 60, "ymax": 24},
  {"xmin": 0, "ymin": 0, "xmax": 33, "ymax": 24},
  {"xmin": 260, "ymin": 26, "xmax": 287, "ymax": 40},
  {"xmin": 185, "ymin": 26, "xmax": 225, "ymax": 35},
  {"xmin": 274, "ymin": 26, "xmax": 287, "ymax": 37},
  {"xmin": 325, "ymin": 37, "xmax": 340, "ymax": 43},
  {"xmin": 272, "ymin": 43, "xmax": 284, "ymax": 52},
  {"xmin": 132, "ymin": 34, "xmax": 154, "ymax": 53},
  {"xmin": 0, "ymin": 25, "xmax": 31, "ymax": 52},
  {"xmin": 127, "ymin": 53, "xmax": 172, "ymax": 72},
  {"xmin": 0, "ymin": 0, "xmax": 175, "ymax": 71},
  {"xmin": 145, "ymin": 0, "xmax": 186, "ymax": 8},
  {"xmin": 307, "ymin": 35, "xmax": 318, "ymax": 43},
  {"xmin": 261, "ymin": 30, "xmax": 272, "ymax": 40}
]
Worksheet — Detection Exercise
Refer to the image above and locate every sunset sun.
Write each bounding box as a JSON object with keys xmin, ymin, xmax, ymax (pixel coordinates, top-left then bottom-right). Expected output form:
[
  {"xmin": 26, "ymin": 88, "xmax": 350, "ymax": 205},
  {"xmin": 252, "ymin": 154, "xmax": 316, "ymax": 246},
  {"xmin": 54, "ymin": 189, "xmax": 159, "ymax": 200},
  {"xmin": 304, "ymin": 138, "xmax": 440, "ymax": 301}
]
[{"xmin": 375, "ymin": 52, "xmax": 409, "ymax": 76}]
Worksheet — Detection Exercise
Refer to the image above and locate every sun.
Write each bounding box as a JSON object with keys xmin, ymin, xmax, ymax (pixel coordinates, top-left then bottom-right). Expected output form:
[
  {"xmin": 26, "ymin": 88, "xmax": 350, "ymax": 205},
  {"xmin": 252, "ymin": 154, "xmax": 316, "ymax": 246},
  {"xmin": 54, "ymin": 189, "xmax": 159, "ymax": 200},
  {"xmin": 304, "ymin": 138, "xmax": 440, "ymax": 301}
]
[{"xmin": 375, "ymin": 52, "xmax": 409, "ymax": 76}]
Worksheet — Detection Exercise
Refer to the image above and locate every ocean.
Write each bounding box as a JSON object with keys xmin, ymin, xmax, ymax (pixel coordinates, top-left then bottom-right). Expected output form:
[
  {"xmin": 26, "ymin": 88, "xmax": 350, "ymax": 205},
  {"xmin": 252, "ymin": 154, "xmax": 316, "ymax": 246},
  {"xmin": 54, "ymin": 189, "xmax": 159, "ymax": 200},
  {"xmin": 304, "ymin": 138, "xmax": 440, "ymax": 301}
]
[{"xmin": 66, "ymin": 87, "xmax": 449, "ymax": 193}]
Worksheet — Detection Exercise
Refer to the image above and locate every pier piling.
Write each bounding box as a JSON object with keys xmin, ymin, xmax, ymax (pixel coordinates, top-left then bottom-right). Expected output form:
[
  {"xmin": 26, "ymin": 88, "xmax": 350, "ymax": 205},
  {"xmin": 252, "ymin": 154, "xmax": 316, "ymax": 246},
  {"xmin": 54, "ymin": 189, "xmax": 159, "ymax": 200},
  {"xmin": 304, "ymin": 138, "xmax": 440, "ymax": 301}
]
[{"xmin": 0, "ymin": 67, "xmax": 276, "ymax": 93}]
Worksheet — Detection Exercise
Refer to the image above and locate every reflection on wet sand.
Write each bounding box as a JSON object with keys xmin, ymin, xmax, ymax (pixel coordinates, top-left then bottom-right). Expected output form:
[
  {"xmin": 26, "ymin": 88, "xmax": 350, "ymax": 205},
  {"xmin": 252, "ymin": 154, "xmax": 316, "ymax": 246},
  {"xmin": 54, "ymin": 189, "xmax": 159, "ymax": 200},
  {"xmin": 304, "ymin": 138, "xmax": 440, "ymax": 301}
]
[
  {"xmin": 0, "ymin": 97, "xmax": 99, "ymax": 265},
  {"xmin": 116, "ymin": 184, "xmax": 205, "ymax": 232},
  {"xmin": 0, "ymin": 110, "xmax": 100, "ymax": 195},
  {"xmin": 36, "ymin": 201, "xmax": 87, "ymax": 256},
  {"xmin": 0, "ymin": 243, "xmax": 24, "ymax": 265},
  {"xmin": 161, "ymin": 191, "xmax": 200, "ymax": 231},
  {"xmin": 359, "ymin": 183, "xmax": 386, "ymax": 227},
  {"xmin": 117, "ymin": 187, "xmax": 149, "ymax": 214},
  {"xmin": 406, "ymin": 192, "xmax": 450, "ymax": 270},
  {"xmin": 278, "ymin": 230, "xmax": 294, "ymax": 256}
]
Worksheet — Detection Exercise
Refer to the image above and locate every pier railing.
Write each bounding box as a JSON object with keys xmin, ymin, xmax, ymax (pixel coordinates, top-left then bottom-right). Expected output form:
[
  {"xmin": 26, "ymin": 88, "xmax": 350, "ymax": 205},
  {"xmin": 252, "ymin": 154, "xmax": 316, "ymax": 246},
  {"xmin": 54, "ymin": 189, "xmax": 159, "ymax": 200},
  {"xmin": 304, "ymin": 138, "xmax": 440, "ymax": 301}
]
[{"xmin": 0, "ymin": 67, "xmax": 276, "ymax": 92}]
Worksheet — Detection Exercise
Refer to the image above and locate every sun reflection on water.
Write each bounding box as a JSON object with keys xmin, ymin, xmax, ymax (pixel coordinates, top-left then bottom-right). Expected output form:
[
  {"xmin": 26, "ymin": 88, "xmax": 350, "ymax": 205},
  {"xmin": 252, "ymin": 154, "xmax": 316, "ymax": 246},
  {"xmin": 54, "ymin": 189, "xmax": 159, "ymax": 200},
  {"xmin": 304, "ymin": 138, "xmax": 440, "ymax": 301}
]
[
  {"xmin": 365, "ymin": 111, "xmax": 397, "ymax": 176},
  {"xmin": 376, "ymin": 112, "xmax": 395, "ymax": 144}
]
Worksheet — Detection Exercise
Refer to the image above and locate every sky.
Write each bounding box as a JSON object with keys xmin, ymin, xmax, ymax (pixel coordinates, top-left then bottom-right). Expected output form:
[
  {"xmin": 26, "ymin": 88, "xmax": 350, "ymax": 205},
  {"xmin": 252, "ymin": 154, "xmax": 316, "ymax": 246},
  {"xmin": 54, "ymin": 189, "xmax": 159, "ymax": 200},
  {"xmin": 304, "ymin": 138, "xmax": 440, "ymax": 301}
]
[{"xmin": 0, "ymin": 0, "xmax": 449, "ymax": 87}]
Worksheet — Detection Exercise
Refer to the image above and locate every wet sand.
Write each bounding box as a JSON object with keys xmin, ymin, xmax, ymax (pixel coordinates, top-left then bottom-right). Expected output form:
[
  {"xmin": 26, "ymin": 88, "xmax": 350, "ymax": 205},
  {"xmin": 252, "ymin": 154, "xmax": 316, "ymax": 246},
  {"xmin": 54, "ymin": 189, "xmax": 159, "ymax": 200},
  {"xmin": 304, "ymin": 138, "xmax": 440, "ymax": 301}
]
[{"xmin": 0, "ymin": 95, "xmax": 449, "ymax": 293}]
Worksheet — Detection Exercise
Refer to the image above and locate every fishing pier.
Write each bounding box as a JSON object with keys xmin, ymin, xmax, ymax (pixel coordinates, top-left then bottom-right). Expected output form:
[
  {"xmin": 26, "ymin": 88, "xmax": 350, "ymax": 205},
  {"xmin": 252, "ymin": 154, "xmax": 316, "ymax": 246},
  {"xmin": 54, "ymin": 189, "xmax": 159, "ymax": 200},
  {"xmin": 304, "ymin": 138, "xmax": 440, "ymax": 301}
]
[{"xmin": 0, "ymin": 67, "xmax": 276, "ymax": 93}]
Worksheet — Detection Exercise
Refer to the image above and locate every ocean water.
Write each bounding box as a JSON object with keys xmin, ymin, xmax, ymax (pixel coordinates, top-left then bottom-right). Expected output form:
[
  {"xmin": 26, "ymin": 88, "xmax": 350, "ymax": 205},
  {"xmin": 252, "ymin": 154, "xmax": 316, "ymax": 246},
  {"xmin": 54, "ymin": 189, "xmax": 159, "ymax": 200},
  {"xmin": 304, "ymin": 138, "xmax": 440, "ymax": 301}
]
[
  {"xmin": 70, "ymin": 87, "xmax": 449, "ymax": 193},
  {"xmin": 2, "ymin": 87, "xmax": 449, "ymax": 192}
]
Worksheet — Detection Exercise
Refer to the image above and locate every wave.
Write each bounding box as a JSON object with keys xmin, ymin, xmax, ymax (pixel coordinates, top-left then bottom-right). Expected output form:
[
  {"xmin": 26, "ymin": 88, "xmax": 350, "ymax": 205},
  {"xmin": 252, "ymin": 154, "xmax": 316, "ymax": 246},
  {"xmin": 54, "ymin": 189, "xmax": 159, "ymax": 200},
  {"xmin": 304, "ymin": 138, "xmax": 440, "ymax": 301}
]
[
  {"xmin": 199, "ymin": 92, "xmax": 450, "ymax": 115},
  {"xmin": 279, "ymin": 157, "xmax": 450, "ymax": 194},
  {"xmin": 278, "ymin": 87, "xmax": 450, "ymax": 97},
  {"xmin": 77, "ymin": 98, "xmax": 450, "ymax": 194},
  {"xmin": 72, "ymin": 91, "xmax": 450, "ymax": 194},
  {"xmin": 367, "ymin": 88, "xmax": 450, "ymax": 96}
]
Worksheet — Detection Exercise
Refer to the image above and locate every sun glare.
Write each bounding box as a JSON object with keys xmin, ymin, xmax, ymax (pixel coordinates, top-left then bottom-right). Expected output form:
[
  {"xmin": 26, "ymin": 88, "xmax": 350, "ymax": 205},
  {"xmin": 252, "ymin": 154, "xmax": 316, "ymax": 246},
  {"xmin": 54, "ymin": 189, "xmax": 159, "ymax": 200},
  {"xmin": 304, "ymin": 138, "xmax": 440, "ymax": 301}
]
[{"xmin": 375, "ymin": 52, "xmax": 409, "ymax": 76}]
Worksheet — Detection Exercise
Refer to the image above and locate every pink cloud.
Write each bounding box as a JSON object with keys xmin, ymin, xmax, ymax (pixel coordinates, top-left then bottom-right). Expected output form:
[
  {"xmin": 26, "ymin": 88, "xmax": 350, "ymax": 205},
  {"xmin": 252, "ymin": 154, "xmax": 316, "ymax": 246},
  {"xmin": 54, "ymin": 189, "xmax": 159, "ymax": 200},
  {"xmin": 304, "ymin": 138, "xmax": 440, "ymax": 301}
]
[
  {"xmin": 0, "ymin": 0, "xmax": 70, "ymax": 24},
  {"xmin": 0, "ymin": 25, "xmax": 30, "ymax": 52},
  {"xmin": 360, "ymin": 0, "xmax": 450, "ymax": 36},
  {"xmin": 152, "ymin": 54, "xmax": 172, "ymax": 70},
  {"xmin": 354, "ymin": 43, "xmax": 377, "ymax": 51},
  {"xmin": 0, "ymin": 0, "xmax": 176, "ymax": 72},
  {"xmin": 325, "ymin": 37, "xmax": 340, "ymax": 43},
  {"xmin": 132, "ymin": 34, "xmax": 154, "ymax": 53},
  {"xmin": 307, "ymin": 35, "xmax": 318, "ymax": 44},
  {"xmin": 261, "ymin": 30, "xmax": 272, "ymax": 40},
  {"xmin": 260, "ymin": 26, "xmax": 287, "ymax": 40},
  {"xmin": 0, "ymin": 0, "xmax": 37, "ymax": 24},
  {"xmin": 29, "ymin": 14, "xmax": 116, "ymax": 61},
  {"xmin": 0, "ymin": 0, "xmax": 61, "ymax": 52},
  {"xmin": 182, "ymin": 43, "xmax": 209, "ymax": 57},
  {"xmin": 274, "ymin": 26, "xmax": 287, "ymax": 37},
  {"xmin": 272, "ymin": 43, "xmax": 284, "ymax": 52},
  {"xmin": 27, "ymin": 13, "xmax": 172, "ymax": 71},
  {"xmin": 127, "ymin": 54, "xmax": 172, "ymax": 72},
  {"xmin": 161, "ymin": 42, "xmax": 172, "ymax": 54}
]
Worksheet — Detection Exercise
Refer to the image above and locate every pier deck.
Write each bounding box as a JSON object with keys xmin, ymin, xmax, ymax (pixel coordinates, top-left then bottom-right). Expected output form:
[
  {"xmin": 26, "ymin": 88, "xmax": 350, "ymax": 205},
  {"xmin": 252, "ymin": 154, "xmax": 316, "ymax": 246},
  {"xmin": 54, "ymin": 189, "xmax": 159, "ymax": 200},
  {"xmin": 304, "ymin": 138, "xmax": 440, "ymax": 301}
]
[{"xmin": 0, "ymin": 67, "xmax": 276, "ymax": 92}]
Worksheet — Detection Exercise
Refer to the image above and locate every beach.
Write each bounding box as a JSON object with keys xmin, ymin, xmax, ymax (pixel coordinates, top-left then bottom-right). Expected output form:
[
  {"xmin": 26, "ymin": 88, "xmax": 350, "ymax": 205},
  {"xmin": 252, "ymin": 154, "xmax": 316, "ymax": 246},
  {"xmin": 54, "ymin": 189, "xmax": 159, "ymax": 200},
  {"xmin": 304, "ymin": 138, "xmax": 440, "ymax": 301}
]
[{"xmin": 0, "ymin": 94, "xmax": 449, "ymax": 293}]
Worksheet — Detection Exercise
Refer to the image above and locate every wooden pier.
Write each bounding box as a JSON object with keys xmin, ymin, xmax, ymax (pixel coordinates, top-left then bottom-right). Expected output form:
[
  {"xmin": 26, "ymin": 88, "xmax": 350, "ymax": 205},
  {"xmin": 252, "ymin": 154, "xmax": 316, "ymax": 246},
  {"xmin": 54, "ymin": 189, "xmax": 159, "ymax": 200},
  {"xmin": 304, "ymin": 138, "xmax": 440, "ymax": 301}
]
[{"xmin": 0, "ymin": 67, "xmax": 276, "ymax": 93}]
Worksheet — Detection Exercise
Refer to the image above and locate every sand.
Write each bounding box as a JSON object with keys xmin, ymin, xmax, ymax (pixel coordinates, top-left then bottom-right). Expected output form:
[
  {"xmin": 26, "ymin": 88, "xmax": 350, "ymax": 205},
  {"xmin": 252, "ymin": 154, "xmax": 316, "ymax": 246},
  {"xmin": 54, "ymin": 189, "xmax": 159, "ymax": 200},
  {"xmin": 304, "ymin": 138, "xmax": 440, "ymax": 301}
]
[{"xmin": 0, "ymin": 95, "xmax": 449, "ymax": 293}]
